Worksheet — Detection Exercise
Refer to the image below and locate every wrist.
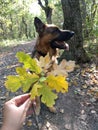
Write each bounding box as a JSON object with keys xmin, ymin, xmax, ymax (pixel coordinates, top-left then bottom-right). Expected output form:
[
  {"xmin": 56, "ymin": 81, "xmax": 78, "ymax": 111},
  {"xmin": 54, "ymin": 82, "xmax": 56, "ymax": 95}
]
[
  {"xmin": 1, "ymin": 125, "xmax": 15, "ymax": 130},
  {"xmin": 1, "ymin": 123, "xmax": 20, "ymax": 130}
]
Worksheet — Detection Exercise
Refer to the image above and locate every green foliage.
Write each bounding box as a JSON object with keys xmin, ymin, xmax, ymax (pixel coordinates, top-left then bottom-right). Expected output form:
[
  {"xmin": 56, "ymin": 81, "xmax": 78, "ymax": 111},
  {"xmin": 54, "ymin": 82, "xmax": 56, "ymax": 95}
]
[
  {"xmin": 5, "ymin": 52, "xmax": 71, "ymax": 107},
  {"xmin": 0, "ymin": 0, "xmax": 71, "ymax": 41},
  {"xmin": 52, "ymin": 1, "xmax": 63, "ymax": 28},
  {"xmin": 0, "ymin": 0, "xmax": 36, "ymax": 40},
  {"xmin": 80, "ymin": 0, "xmax": 98, "ymax": 39}
]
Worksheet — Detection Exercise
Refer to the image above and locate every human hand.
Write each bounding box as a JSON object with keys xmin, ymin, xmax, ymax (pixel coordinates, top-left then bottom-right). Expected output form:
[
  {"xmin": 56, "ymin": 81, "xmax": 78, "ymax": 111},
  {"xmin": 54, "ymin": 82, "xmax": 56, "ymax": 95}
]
[{"xmin": 1, "ymin": 93, "xmax": 32, "ymax": 130}]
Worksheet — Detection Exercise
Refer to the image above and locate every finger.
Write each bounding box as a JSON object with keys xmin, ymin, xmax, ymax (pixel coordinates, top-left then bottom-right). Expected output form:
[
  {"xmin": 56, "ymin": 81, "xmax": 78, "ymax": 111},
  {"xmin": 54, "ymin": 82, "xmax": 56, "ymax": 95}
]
[
  {"xmin": 27, "ymin": 109, "xmax": 34, "ymax": 115},
  {"xmin": 20, "ymin": 98, "xmax": 31, "ymax": 113},
  {"xmin": 12, "ymin": 93, "xmax": 31, "ymax": 106},
  {"xmin": 26, "ymin": 101, "xmax": 36, "ymax": 115}
]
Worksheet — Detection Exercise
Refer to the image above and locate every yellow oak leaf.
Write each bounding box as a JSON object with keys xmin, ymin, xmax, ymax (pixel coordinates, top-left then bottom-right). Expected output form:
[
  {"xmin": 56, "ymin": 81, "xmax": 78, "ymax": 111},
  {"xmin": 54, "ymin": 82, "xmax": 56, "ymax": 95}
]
[
  {"xmin": 5, "ymin": 75, "xmax": 21, "ymax": 92},
  {"xmin": 30, "ymin": 83, "xmax": 42, "ymax": 99},
  {"xmin": 46, "ymin": 75, "xmax": 68, "ymax": 93}
]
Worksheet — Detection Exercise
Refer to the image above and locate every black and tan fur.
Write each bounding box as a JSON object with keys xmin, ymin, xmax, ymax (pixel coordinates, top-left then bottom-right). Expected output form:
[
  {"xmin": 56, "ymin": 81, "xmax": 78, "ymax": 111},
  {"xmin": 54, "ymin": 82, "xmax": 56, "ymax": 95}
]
[{"xmin": 32, "ymin": 17, "xmax": 74, "ymax": 59}]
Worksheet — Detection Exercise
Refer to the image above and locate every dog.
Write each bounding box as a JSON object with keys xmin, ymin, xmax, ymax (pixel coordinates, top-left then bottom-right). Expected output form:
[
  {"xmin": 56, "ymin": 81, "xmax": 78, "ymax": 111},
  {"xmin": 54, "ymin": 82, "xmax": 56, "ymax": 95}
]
[
  {"xmin": 32, "ymin": 17, "xmax": 74, "ymax": 115},
  {"xmin": 32, "ymin": 17, "xmax": 74, "ymax": 59}
]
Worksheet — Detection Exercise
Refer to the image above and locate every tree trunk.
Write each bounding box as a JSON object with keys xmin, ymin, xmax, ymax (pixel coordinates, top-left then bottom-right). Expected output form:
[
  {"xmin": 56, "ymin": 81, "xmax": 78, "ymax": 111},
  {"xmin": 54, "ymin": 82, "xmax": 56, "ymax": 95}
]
[
  {"xmin": 9, "ymin": 14, "xmax": 14, "ymax": 39},
  {"xmin": 22, "ymin": 17, "xmax": 28, "ymax": 38},
  {"xmin": 60, "ymin": 0, "xmax": 90, "ymax": 63},
  {"xmin": 38, "ymin": 0, "xmax": 52, "ymax": 24},
  {"xmin": 79, "ymin": 0, "xmax": 88, "ymax": 38}
]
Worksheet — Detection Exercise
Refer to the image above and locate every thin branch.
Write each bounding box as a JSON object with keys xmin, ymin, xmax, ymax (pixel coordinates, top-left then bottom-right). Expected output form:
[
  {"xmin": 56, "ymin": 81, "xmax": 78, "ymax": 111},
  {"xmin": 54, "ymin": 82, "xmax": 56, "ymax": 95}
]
[
  {"xmin": 32, "ymin": 103, "xmax": 40, "ymax": 130},
  {"xmin": 38, "ymin": 0, "xmax": 45, "ymax": 10},
  {"xmin": 45, "ymin": 0, "xmax": 48, "ymax": 7}
]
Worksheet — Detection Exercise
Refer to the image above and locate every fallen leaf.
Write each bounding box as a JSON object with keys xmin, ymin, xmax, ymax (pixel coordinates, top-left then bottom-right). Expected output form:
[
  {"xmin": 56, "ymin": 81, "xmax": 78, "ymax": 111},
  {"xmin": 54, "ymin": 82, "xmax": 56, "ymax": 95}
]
[
  {"xmin": 46, "ymin": 121, "xmax": 50, "ymax": 128},
  {"xmin": 59, "ymin": 108, "xmax": 64, "ymax": 113},
  {"xmin": 27, "ymin": 119, "xmax": 32, "ymax": 126},
  {"xmin": 72, "ymin": 80, "xmax": 78, "ymax": 86},
  {"xmin": 82, "ymin": 85, "xmax": 88, "ymax": 89}
]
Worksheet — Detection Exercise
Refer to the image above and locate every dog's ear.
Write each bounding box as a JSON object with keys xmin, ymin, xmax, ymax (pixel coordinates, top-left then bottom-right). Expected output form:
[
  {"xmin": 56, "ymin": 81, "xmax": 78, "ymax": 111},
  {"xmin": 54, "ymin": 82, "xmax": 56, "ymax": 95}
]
[{"xmin": 34, "ymin": 17, "xmax": 45, "ymax": 34}]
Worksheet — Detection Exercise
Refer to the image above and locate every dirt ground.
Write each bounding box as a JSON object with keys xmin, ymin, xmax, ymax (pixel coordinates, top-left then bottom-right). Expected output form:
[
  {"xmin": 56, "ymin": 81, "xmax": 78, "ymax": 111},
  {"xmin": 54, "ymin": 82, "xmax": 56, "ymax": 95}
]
[{"xmin": 0, "ymin": 41, "xmax": 98, "ymax": 130}]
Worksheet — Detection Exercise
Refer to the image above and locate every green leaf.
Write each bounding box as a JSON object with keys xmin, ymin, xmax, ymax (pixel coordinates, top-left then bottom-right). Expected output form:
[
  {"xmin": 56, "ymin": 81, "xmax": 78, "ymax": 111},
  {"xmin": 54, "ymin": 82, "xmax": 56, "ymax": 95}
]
[
  {"xmin": 30, "ymin": 83, "xmax": 43, "ymax": 99},
  {"xmin": 16, "ymin": 67, "xmax": 39, "ymax": 92},
  {"xmin": 5, "ymin": 67, "xmax": 39, "ymax": 93},
  {"xmin": 5, "ymin": 75, "xmax": 21, "ymax": 92},
  {"xmin": 38, "ymin": 84, "xmax": 58, "ymax": 107},
  {"xmin": 16, "ymin": 51, "xmax": 42, "ymax": 74},
  {"xmin": 16, "ymin": 67, "xmax": 28, "ymax": 76},
  {"xmin": 16, "ymin": 51, "xmax": 31, "ymax": 63},
  {"xmin": 21, "ymin": 74, "xmax": 39, "ymax": 92}
]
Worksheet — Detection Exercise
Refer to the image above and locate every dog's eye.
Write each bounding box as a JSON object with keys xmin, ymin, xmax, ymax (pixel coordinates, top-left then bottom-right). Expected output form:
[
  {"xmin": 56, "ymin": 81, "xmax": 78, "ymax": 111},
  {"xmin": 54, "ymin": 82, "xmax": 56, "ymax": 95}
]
[{"xmin": 52, "ymin": 28, "xmax": 59, "ymax": 33}]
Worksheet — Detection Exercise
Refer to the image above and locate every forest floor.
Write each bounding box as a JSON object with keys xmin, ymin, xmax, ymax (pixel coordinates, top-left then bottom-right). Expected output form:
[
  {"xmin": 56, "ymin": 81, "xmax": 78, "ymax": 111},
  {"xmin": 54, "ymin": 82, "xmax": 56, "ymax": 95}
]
[{"xmin": 0, "ymin": 41, "xmax": 98, "ymax": 130}]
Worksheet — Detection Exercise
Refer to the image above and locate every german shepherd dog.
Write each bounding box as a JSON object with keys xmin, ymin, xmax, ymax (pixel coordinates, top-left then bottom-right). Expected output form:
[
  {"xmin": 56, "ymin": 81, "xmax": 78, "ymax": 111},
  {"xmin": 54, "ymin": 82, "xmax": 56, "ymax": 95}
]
[
  {"xmin": 32, "ymin": 17, "xmax": 74, "ymax": 59},
  {"xmin": 32, "ymin": 17, "xmax": 74, "ymax": 114}
]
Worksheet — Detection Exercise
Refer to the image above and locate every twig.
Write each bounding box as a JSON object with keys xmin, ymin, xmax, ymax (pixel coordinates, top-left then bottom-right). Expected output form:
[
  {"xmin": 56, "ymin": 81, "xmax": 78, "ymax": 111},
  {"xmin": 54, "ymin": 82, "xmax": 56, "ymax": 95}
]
[{"xmin": 32, "ymin": 103, "xmax": 40, "ymax": 130}]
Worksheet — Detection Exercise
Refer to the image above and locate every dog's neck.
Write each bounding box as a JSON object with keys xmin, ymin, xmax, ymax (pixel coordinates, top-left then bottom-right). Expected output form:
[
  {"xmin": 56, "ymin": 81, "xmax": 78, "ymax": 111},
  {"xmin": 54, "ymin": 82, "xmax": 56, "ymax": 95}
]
[
  {"xmin": 37, "ymin": 50, "xmax": 46, "ymax": 57},
  {"xmin": 35, "ymin": 37, "xmax": 57, "ymax": 58}
]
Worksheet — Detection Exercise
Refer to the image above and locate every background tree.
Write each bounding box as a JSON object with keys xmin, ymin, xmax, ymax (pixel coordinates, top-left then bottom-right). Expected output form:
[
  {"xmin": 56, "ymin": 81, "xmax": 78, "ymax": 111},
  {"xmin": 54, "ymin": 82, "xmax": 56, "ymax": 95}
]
[
  {"xmin": 60, "ymin": 0, "xmax": 90, "ymax": 63},
  {"xmin": 80, "ymin": 0, "xmax": 97, "ymax": 39},
  {"xmin": 38, "ymin": 0, "xmax": 52, "ymax": 24}
]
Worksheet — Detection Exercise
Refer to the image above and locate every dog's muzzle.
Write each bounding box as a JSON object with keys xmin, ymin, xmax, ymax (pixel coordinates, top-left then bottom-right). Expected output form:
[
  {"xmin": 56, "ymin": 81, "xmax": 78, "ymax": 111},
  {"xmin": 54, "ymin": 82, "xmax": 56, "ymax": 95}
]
[{"xmin": 50, "ymin": 30, "xmax": 74, "ymax": 50}]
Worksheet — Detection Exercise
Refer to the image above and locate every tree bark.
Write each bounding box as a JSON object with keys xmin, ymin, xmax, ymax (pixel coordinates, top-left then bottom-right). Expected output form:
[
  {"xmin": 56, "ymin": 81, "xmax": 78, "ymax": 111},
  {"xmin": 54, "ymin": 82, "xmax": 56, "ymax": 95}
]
[{"xmin": 60, "ymin": 0, "xmax": 90, "ymax": 63}]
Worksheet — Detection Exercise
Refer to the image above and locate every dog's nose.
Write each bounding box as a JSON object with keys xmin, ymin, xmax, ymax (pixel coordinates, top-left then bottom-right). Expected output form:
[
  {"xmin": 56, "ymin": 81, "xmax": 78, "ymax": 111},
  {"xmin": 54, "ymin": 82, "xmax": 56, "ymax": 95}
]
[{"xmin": 70, "ymin": 31, "xmax": 74, "ymax": 37}]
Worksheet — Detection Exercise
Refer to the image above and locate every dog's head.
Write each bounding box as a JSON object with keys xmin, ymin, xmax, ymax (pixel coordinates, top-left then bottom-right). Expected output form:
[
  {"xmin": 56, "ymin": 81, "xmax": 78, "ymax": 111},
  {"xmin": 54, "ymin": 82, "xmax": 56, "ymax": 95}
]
[{"xmin": 34, "ymin": 17, "xmax": 74, "ymax": 52}]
